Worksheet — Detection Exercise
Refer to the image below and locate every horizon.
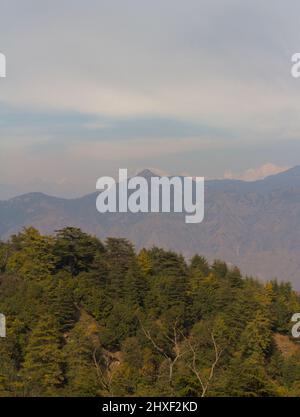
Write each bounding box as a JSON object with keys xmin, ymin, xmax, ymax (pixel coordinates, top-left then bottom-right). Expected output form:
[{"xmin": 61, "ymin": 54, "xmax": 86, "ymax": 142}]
[{"xmin": 1, "ymin": 163, "xmax": 299, "ymax": 201}]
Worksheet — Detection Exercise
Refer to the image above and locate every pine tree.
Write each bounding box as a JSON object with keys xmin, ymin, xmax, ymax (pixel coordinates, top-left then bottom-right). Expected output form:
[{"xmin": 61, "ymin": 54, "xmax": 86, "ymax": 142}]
[
  {"xmin": 7, "ymin": 228, "xmax": 56, "ymax": 280},
  {"xmin": 63, "ymin": 321, "xmax": 100, "ymax": 396},
  {"xmin": 54, "ymin": 227, "xmax": 104, "ymax": 277},
  {"xmin": 137, "ymin": 249, "xmax": 152, "ymax": 276},
  {"xmin": 105, "ymin": 238, "xmax": 135, "ymax": 298},
  {"xmin": 240, "ymin": 310, "xmax": 273, "ymax": 358},
  {"xmin": 22, "ymin": 314, "xmax": 64, "ymax": 396},
  {"xmin": 123, "ymin": 262, "xmax": 147, "ymax": 308}
]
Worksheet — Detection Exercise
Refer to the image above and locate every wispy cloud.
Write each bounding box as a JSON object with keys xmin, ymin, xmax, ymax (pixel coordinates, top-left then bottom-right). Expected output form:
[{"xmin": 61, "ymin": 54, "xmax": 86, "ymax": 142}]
[{"xmin": 0, "ymin": 0, "xmax": 300, "ymax": 193}]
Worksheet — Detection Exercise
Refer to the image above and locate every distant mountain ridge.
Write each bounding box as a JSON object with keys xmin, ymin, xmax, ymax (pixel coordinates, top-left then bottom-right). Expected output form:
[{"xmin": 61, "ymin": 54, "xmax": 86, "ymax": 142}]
[{"xmin": 1, "ymin": 166, "xmax": 300, "ymax": 288}]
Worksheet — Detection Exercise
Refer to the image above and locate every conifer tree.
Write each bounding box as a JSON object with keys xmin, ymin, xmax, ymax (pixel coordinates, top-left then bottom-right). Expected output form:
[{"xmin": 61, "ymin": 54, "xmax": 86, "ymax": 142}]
[
  {"xmin": 63, "ymin": 321, "xmax": 100, "ymax": 396},
  {"xmin": 22, "ymin": 314, "xmax": 64, "ymax": 396}
]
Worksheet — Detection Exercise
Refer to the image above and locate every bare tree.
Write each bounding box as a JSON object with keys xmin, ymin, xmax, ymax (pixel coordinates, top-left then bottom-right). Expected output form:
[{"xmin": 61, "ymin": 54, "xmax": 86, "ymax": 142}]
[
  {"xmin": 139, "ymin": 319, "xmax": 187, "ymax": 388},
  {"xmin": 93, "ymin": 347, "xmax": 116, "ymax": 396},
  {"xmin": 183, "ymin": 331, "xmax": 223, "ymax": 397},
  {"xmin": 140, "ymin": 319, "xmax": 224, "ymax": 397}
]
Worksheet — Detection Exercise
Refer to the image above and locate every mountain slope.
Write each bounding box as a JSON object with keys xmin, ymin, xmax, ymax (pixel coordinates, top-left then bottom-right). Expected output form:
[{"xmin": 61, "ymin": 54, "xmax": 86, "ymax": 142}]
[{"xmin": 1, "ymin": 167, "xmax": 300, "ymax": 287}]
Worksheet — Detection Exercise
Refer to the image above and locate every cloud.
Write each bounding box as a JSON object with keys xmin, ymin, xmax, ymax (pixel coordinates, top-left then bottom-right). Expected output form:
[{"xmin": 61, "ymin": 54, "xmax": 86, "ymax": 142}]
[
  {"xmin": 223, "ymin": 163, "xmax": 289, "ymax": 181},
  {"xmin": 1, "ymin": 0, "xmax": 300, "ymax": 192},
  {"xmin": 68, "ymin": 137, "xmax": 221, "ymax": 162},
  {"xmin": 1, "ymin": 0, "xmax": 300, "ymax": 135}
]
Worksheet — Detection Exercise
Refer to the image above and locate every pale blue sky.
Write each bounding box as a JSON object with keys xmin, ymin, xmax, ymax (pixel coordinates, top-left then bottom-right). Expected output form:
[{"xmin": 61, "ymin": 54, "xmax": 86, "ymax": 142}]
[{"xmin": 1, "ymin": 0, "xmax": 300, "ymax": 197}]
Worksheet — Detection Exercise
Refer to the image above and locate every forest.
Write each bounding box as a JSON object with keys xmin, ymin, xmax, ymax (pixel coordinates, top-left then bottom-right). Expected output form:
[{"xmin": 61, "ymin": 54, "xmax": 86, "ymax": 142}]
[{"xmin": 0, "ymin": 226, "xmax": 300, "ymax": 397}]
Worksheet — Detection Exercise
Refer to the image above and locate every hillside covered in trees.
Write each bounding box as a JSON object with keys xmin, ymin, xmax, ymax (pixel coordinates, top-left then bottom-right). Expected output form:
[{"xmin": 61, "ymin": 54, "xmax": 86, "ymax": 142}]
[
  {"xmin": 0, "ymin": 227, "xmax": 300, "ymax": 397},
  {"xmin": 2, "ymin": 166, "xmax": 300, "ymax": 288}
]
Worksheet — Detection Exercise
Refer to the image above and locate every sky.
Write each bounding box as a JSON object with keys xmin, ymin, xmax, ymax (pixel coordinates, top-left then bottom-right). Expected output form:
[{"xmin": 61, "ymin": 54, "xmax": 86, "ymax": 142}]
[{"xmin": 1, "ymin": 0, "xmax": 300, "ymax": 197}]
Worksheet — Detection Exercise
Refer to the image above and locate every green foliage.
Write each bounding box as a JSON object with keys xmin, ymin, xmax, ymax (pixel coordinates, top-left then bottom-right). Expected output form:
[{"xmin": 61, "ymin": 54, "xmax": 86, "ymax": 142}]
[
  {"xmin": 21, "ymin": 314, "xmax": 64, "ymax": 396},
  {"xmin": 63, "ymin": 320, "xmax": 100, "ymax": 396},
  {"xmin": 54, "ymin": 227, "xmax": 104, "ymax": 276},
  {"xmin": 0, "ymin": 228, "xmax": 299, "ymax": 397},
  {"xmin": 7, "ymin": 228, "xmax": 56, "ymax": 280}
]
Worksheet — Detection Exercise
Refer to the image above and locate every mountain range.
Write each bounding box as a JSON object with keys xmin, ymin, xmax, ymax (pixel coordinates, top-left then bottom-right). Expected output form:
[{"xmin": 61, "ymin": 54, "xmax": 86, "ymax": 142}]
[{"xmin": 1, "ymin": 167, "xmax": 300, "ymax": 288}]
